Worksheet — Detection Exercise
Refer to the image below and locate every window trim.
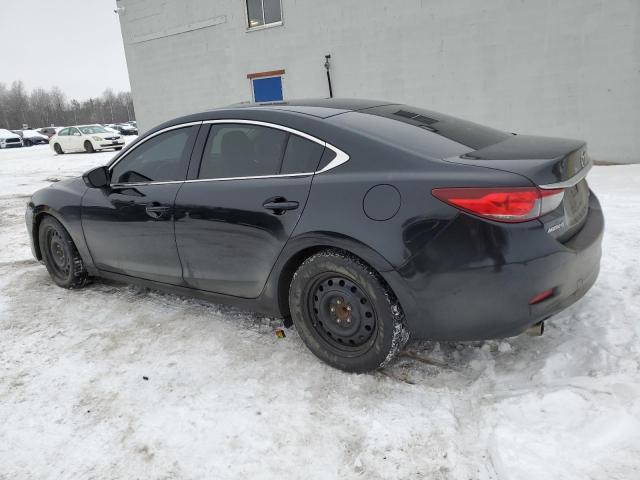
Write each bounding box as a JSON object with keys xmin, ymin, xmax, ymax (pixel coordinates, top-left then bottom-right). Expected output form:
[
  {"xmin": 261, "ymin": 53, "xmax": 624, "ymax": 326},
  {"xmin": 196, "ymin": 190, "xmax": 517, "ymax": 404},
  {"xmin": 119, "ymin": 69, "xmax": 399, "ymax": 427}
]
[
  {"xmin": 108, "ymin": 119, "xmax": 349, "ymax": 188},
  {"xmin": 244, "ymin": 0, "xmax": 283, "ymax": 31}
]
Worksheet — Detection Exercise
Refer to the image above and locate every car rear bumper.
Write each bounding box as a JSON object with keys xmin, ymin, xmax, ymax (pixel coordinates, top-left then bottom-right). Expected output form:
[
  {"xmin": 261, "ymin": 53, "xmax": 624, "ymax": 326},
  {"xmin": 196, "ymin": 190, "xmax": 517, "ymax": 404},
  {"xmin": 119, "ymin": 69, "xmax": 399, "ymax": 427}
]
[{"xmin": 384, "ymin": 192, "xmax": 604, "ymax": 341}]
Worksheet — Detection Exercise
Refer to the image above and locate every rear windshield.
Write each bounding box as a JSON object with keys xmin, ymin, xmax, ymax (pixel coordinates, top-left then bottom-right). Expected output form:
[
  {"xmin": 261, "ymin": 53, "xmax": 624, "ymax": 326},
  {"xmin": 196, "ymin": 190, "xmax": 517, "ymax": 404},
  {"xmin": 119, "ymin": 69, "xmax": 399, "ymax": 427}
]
[{"xmin": 362, "ymin": 104, "xmax": 511, "ymax": 151}]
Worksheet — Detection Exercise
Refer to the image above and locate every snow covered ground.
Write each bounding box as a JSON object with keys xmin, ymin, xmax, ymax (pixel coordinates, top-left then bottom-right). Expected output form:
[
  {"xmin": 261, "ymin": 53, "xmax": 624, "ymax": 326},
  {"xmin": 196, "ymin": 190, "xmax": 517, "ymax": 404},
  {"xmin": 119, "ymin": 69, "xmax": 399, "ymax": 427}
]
[{"xmin": 0, "ymin": 144, "xmax": 639, "ymax": 480}]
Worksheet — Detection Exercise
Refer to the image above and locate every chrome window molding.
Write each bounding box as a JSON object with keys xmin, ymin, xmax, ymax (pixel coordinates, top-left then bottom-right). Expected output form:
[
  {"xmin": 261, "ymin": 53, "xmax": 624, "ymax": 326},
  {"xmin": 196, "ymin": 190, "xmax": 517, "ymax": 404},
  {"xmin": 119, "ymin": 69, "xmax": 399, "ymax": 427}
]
[{"xmin": 108, "ymin": 118, "xmax": 349, "ymax": 188}]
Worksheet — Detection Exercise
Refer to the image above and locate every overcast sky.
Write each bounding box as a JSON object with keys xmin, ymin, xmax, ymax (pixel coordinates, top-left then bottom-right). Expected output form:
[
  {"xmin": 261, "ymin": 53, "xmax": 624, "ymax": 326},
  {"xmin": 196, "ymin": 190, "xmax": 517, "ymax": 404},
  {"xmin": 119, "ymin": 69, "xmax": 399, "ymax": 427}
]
[{"xmin": 0, "ymin": 0, "xmax": 130, "ymax": 99}]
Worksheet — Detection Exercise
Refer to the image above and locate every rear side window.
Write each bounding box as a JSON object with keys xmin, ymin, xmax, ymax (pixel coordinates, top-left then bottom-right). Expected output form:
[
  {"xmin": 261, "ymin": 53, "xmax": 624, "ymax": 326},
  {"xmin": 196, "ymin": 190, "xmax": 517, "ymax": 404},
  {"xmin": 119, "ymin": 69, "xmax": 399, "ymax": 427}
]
[
  {"xmin": 58, "ymin": 128, "xmax": 69, "ymax": 136},
  {"xmin": 198, "ymin": 124, "xmax": 288, "ymax": 179},
  {"xmin": 280, "ymin": 134, "xmax": 324, "ymax": 174},
  {"xmin": 111, "ymin": 126, "xmax": 197, "ymax": 184}
]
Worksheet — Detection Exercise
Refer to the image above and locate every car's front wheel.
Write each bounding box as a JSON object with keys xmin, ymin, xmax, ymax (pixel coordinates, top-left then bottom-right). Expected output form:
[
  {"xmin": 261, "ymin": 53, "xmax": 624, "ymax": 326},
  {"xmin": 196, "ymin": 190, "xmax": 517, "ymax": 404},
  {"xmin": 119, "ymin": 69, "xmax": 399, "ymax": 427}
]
[
  {"xmin": 24, "ymin": 139, "xmax": 32, "ymax": 147},
  {"xmin": 289, "ymin": 249, "xmax": 408, "ymax": 372},
  {"xmin": 38, "ymin": 216, "xmax": 89, "ymax": 289},
  {"xmin": 84, "ymin": 141, "xmax": 95, "ymax": 153}
]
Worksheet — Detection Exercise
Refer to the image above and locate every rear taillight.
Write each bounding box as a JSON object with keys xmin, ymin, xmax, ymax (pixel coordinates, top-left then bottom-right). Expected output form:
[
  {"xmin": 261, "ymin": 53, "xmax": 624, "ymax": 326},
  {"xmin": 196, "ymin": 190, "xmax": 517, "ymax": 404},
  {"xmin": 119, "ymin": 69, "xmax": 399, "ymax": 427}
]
[{"xmin": 432, "ymin": 187, "xmax": 564, "ymax": 223}]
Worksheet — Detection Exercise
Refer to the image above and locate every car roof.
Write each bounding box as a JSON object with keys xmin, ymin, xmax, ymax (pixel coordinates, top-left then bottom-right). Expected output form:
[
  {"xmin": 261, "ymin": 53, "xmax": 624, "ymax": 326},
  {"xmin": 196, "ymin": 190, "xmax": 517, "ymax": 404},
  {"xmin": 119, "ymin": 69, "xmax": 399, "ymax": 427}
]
[{"xmin": 223, "ymin": 98, "xmax": 397, "ymax": 119}]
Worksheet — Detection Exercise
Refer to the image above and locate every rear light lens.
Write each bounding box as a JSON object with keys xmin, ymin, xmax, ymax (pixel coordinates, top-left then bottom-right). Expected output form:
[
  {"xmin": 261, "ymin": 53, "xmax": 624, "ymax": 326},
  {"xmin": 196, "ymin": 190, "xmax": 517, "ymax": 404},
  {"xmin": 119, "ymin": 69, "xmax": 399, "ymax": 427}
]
[{"xmin": 432, "ymin": 187, "xmax": 564, "ymax": 223}]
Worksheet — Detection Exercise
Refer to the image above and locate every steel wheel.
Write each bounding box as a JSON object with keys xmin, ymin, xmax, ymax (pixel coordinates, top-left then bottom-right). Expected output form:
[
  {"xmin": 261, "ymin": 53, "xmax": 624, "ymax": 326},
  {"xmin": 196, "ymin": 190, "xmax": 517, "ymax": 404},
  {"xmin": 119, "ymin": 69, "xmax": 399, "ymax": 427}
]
[
  {"xmin": 44, "ymin": 227, "xmax": 71, "ymax": 277},
  {"xmin": 289, "ymin": 249, "xmax": 408, "ymax": 372},
  {"xmin": 306, "ymin": 274, "xmax": 377, "ymax": 353},
  {"xmin": 38, "ymin": 216, "xmax": 89, "ymax": 289}
]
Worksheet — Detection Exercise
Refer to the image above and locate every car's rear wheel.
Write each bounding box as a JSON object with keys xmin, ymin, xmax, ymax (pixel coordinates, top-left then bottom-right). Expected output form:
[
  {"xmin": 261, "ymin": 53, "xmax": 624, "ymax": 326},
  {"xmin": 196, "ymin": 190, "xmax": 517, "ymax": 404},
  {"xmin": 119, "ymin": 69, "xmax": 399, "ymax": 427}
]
[
  {"xmin": 84, "ymin": 141, "xmax": 95, "ymax": 153},
  {"xmin": 289, "ymin": 249, "xmax": 408, "ymax": 372},
  {"xmin": 38, "ymin": 216, "xmax": 89, "ymax": 289},
  {"xmin": 54, "ymin": 143, "xmax": 63, "ymax": 154}
]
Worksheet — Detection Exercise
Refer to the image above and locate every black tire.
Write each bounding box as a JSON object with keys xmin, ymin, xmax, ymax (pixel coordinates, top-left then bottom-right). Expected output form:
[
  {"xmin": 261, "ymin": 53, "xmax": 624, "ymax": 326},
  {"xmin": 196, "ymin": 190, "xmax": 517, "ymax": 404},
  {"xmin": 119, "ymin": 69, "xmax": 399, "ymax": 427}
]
[
  {"xmin": 38, "ymin": 216, "xmax": 89, "ymax": 289},
  {"xmin": 114, "ymin": 147, "xmax": 123, "ymax": 151},
  {"xmin": 24, "ymin": 139, "xmax": 32, "ymax": 147},
  {"xmin": 84, "ymin": 141, "xmax": 95, "ymax": 153},
  {"xmin": 289, "ymin": 249, "xmax": 409, "ymax": 372},
  {"xmin": 54, "ymin": 143, "xmax": 63, "ymax": 154}
]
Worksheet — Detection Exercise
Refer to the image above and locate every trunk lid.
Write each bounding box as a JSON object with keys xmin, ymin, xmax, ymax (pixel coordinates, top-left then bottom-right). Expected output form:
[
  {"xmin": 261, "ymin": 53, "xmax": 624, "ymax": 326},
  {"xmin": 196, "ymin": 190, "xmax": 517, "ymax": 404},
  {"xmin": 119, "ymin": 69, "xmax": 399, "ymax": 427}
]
[{"xmin": 446, "ymin": 134, "xmax": 592, "ymax": 241}]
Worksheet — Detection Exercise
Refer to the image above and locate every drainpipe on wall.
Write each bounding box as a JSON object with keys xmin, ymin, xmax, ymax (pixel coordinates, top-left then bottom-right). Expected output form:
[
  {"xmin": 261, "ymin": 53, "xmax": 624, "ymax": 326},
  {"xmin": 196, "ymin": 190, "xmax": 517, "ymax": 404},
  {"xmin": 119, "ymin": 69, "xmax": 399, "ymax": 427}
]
[{"xmin": 324, "ymin": 54, "xmax": 333, "ymax": 98}]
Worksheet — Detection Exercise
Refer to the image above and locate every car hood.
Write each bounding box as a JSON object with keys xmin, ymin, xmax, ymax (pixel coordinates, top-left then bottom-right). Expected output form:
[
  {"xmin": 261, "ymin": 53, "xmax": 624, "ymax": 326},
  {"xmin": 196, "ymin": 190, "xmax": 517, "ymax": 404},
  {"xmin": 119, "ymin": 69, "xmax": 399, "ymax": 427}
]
[
  {"xmin": 24, "ymin": 132, "xmax": 48, "ymax": 140},
  {"xmin": 0, "ymin": 130, "xmax": 21, "ymax": 140}
]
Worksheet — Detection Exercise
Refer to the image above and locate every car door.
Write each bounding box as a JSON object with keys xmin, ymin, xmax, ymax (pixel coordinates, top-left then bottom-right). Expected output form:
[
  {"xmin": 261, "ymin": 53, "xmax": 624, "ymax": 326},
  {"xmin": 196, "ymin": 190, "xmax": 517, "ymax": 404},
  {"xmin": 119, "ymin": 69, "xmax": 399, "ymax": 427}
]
[
  {"xmin": 67, "ymin": 127, "xmax": 83, "ymax": 151},
  {"xmin": 81, "ymin": 124, "xmax": 200, "ymax": 284},
  {"xmin": 174, "ymin": 121, "xmax": 325, "ymax": 298},
  {"xmin": 56, "ymin": 128, "xmax": 70, "ymax": 149}
]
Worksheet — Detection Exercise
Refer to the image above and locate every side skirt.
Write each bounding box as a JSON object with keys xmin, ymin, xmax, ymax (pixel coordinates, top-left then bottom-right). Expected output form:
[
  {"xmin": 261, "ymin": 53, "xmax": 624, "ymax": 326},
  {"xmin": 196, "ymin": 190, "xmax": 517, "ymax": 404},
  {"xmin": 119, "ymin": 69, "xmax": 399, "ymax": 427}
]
[{"xmin": 96, "ymin": 269, "xmax": 283, "ymax": 318}]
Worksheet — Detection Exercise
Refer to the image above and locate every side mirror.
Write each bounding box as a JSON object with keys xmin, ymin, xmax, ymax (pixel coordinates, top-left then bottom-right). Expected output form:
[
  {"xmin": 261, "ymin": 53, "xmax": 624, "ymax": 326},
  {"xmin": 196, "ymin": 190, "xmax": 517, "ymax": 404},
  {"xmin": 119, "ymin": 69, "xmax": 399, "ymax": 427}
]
[{"xmin": 83, "ymin": 166, "xmax": 110, "ymax": 188}]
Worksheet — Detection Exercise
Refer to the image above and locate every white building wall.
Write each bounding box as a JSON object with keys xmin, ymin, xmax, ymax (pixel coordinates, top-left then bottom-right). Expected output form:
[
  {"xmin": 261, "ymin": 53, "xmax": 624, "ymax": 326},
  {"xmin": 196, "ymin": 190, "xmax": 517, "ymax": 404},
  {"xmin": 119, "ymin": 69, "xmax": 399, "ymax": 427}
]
[{"xmin": 117, "ymin": 0, "xmax": 640, "ymax": 163}]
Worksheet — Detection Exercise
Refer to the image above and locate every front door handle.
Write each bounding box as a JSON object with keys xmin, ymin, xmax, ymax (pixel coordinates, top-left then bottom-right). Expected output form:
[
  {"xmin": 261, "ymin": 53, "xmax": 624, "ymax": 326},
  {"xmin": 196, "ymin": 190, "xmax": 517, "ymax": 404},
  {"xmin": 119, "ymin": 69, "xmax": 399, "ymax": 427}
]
[
  {"xmin": 145, "ymin": 203, "xmax": 171, "ymax": 219},
  {"xmin": 263, "ymin": 197, "xmax": 299, "ymax": 215}
]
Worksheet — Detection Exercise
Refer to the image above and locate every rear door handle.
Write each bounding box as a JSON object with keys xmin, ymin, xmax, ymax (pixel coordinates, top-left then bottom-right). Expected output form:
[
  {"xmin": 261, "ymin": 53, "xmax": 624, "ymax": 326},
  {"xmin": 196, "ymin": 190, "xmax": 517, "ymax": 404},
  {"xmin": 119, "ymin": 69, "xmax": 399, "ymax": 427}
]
[{"xmin": 263, "ymin": 197, "xmax": 299, "ymax": 215}]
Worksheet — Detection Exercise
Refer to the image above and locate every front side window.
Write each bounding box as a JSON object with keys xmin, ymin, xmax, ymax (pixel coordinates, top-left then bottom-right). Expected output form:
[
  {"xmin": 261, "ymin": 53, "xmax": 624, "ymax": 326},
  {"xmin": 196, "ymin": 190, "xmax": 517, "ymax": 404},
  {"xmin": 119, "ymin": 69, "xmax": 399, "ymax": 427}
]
[
  {"xmin": 198, "ymin": 124, "xmax": 288, "ymax": 179},
  {"xmin": 68, "ymin": 127, "xmax": 81, "ymax": 136},
  {"xmin": 246, "ymin": 0, "xmax": 282, "ymax": 29},
  {"xmin": 111, "ymin": 126, "xmax": 197, "ymax": 184}
]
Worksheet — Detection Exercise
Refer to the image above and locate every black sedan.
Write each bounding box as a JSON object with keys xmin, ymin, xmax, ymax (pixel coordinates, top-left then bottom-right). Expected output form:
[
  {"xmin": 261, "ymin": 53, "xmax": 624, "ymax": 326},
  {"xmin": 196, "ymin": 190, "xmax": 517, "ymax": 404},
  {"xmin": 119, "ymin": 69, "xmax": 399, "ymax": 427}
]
[
  {"xmin": 12, "ymin": 129, "xmax": 50, "ymax": 146},
  {"xmin": 25, "ymin": 99, "xmax": 604, "ymax": 372}
]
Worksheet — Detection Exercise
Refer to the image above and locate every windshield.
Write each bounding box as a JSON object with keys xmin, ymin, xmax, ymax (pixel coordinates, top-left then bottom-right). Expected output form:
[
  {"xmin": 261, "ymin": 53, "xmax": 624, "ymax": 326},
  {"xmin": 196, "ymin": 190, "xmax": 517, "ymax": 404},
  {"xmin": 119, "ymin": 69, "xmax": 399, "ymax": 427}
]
[{"xmin": 79, "ymin": 125, "xmax": 108, "ymax": 134}]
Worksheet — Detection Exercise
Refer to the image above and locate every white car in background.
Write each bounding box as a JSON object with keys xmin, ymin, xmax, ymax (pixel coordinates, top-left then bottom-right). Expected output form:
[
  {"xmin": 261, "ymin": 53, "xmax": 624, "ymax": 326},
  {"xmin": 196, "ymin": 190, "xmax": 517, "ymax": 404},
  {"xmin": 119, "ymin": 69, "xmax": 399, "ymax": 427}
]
[
  {"xmin": 50, "ymin": 125, "xmax": 125, "ymax": 154},
  {"xmin": 0, "ymin": 129, "xmax": 23, "ymax": 149}
]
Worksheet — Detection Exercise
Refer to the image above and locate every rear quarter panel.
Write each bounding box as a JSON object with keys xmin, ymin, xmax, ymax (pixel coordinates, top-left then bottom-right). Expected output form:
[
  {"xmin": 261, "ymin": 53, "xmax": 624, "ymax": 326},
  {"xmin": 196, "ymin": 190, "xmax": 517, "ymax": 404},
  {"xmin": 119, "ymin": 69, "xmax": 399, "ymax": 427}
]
[{"xmin": 284, "ymin": 123, "xmax": 540, "ymax": 336}]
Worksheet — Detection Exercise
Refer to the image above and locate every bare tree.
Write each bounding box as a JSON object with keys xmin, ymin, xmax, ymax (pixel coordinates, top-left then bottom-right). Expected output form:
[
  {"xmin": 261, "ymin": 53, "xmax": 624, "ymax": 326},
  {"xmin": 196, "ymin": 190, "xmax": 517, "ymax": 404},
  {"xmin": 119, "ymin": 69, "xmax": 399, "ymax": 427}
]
[
  {"xmin": 0, "ymin": 83, "xmax": 8, "ymax": 127},
  {"xmin": 0, "ymin": 81, "xmax": 136, "ymax": 129}
]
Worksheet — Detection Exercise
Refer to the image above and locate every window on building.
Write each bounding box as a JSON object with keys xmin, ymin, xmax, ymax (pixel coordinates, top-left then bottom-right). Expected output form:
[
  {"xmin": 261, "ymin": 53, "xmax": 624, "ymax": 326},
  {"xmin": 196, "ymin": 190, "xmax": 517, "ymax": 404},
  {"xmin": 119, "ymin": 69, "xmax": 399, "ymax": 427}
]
[{"xmin": 246, "ymin": 0, "xmax": 282, "ymax": 29}]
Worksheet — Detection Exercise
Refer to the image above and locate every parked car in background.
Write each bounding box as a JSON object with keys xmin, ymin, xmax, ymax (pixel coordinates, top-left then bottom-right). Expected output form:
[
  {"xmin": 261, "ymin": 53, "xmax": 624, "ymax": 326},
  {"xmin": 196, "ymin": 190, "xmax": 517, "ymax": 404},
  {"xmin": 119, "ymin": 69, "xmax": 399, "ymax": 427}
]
[
  {"xmin": 12, "ymin": 129, "xmax": 49, "ymax": 146},
  {"xmin": 103, "ymin": 124, "xmax": 120, "ymax": 134},
  {"xmin": 38, "ymin": 127, "xmax": 63, "ymax": 139},
  {"xmin": 49, "ymin": 125, "xmax": 124, "ymax": 154},
  {"xmin": 115, "ymin": 123, "xmax": 138, "ymax": 135},
  {"xmin": 26, "ymin": 99, "xmax": 604, "ymax": 372},
  {"xmin": 0, "ymin": 129, "xmax": 23, "ymax": 148}
]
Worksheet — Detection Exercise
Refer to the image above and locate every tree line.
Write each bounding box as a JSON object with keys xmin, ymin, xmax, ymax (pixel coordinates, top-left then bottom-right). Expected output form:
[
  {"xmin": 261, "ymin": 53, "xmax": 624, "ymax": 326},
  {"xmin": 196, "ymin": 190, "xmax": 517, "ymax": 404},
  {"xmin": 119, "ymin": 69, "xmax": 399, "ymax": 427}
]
[{"xmin": 0, "ymin": 80, "xmax": 135, "ymax": 130}]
